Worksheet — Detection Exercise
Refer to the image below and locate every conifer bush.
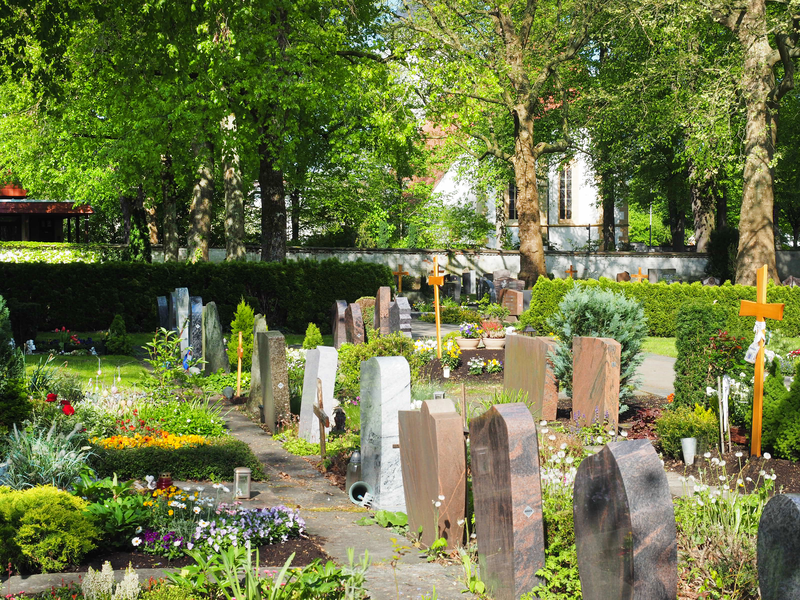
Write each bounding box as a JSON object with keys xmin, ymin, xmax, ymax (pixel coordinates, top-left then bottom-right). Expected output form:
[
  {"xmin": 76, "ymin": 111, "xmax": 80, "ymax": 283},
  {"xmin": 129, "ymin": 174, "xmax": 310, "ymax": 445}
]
[
  {"xmin": 226, "ymin": 299, "xmax": 256, "ymax": 370},
  {"xmin": 547, "ymin": 287, "xmax": 647, "ymax": 405},
  {"xmin": 761, "ymin": 359, "xmax": 800, "ymax": 460},
  {"xmin": 302, "ymin": 323, "xmax": 323, "ymax": 349},
  {"xmin": 105, "ymin": 314, "xmax": 133, "ymax": 355}
]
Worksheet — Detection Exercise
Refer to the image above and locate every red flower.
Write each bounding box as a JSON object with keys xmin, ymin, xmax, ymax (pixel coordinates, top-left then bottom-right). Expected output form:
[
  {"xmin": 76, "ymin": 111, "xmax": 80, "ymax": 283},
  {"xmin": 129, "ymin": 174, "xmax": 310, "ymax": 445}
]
[
  {"xmin": 46, "ymin": 393, "xmax": 57, "ymax": 402},
  {"xmin": 62, "ymin": 403, "xmax": 75, "ymax": 416}
]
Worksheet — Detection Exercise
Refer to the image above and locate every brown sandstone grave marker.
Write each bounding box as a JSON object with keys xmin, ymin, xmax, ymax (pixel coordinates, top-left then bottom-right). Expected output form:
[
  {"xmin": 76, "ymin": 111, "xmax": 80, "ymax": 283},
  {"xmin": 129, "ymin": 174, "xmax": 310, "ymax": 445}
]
[
  {"xmin": 374, "ymin": 286, "xmax": 392, "ymax": 336},
  {"xmin": 572, "ymin": 336, "xmax": 621, "ymax": 431},
  {"xmin": 331, "ymin": 300, "xmax": 348, "ymax": 349},
  {"xmin": 345, "ymin": 303, "xmax": 365, "ymax": 345},
  {"xmin": 504, "ymin": 336, "xmax": 558, "ymax": 421},
  {"xmin": 501, "ymin": 289, "xmax": 525, "ymax": 317}
]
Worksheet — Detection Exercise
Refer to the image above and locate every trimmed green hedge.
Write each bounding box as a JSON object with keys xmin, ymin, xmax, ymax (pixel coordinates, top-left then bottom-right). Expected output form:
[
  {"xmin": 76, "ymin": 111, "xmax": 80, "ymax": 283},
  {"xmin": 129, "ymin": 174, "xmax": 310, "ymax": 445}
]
[
  {"xmin": 0, "ymin": 259, "xmax": 392, "ymax": 334},
  {"xmin": 519, "ymin": 276, "xmax": 800, "ymax": 337},
  {"xmin": 88, "ymin": 436, "xmax": 267, "ymax": 481}
]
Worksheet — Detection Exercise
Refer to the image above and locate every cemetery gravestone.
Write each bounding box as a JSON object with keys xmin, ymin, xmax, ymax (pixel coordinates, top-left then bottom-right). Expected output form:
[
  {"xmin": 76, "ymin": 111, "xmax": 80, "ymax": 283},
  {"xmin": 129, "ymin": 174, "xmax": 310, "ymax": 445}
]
[
  {"xmin": 572, "ymin": 336, "xmax": 621, "ymax": 430},
  {"xmin": 782, "ymin": 275, "xmax": 800, "ymax": 287},
  {"xmin": 258, "ymin": 330, "xmax": 291, "ymax": 432},
  {"xmin": 174, "ymin": 288, "xmax": 191, "ymax": 355},
  {"xmin": 360, "ymin": 356, "xmax": 412, "ymax": 512},
  {"xmin": 573, "ymin": 439, "xmax": 677, "ymax": 600},
  {"xmin": 247, "ymin": 315, "xmax": 268, "ymax": 417},
  {"xmin": 168, "ymin": 291, "xmax": 177, "ymax": 331},
  {"xmin": 757, "ymin": 493, "xmax": 800, "ymax": 600},
  {"xmin": 522, "ymin": 290, "xmax": 532, "ymax": 313},
  {"xmin": 504, "ymin": 336, "xmax": 558, "ymax": 421},
  {"xmin": 299, "ymin": 346, "xmax": 339, "ymax": 443},
  {"xmin": 202, "ymin": 302, "xmax": 229, "ymax": 374},
  {"xmin": 189, "ymin": 296, "xmax": 203, "ymax": 359},
  {"xmin": 493, "ymin": 268, "xmax": 512, "ymax": 281},
  {"xmin": 462, "ymin": 270, "xmax": 476, "ymax": 296},
  {"xmin": 702, "ymin": 276, "xmax": 720, "ymax": 286},
  {"xmin": 398, "ymin": 398, "xmax": 466, "ymax": 550},
  {"xmin": 648, "ymin": 268, "xmax": 677, "ymax": 284},
  {"xmin": 501, "ymin": 289, "xmax": 524, "ymax": 317},
  {"xmin": 345, "ymin": 303, "xmax": 365, "ymax": 345},
  {"xmin": 616, "ymin": 272, "xmax": 631, "ymax": 282},
  {"xmin": 442, "ymin": 274, "xmax": 462, "ymax": 303},
  {"xmin": 331, "ymin": 300, "xmax": 348, "ymax": 349},
  {"xmin": 478, "ymin": 277, "xmax": 497, "ymax": 303},
  {"xmin": 374, "ymin": 287, "xmax": 392, "ymax": 336},
  {"xmin": 470, "ymin": 403, "xmax": 545, "ymax": 600},
  {"xmin": 389, "ymin": 297, "xmax": 412, "ymax": 338},
  {"xmin": 157, "ymin": 296, "xmax": 169, "ymax": 329}
]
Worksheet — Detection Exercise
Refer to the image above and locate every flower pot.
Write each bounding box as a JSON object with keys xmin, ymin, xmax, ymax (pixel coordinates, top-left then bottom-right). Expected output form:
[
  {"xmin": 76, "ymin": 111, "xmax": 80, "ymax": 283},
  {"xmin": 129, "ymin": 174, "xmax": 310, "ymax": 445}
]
[
  {"xmin": 456, "ymin": 337, "xmax": 480, "ymax": 350},
  {"xmin": 681, "ymin": 437, "xmax": 697, "ymax": 466},
  {"xmin": 482, "ymin": 338, "xmax": 506, "ymax": 350},
  {"xmin": 443, "ymin": 366, "xmax": 451, "ymax": 378}
]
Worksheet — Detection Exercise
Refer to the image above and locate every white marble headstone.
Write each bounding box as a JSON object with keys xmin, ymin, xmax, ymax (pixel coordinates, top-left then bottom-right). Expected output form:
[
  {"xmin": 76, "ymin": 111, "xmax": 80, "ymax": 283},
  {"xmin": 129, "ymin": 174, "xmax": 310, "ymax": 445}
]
[
  {"xmin": 360, "ymin": 356, "xmax": 412, "ymax": 512},
  {"xmin": 299, "ymin": 346, "xmax": 339, "ymax": 443},
  {"xmin": 174, "ymin": 288, "xmax": 190, "ymax": 356}
]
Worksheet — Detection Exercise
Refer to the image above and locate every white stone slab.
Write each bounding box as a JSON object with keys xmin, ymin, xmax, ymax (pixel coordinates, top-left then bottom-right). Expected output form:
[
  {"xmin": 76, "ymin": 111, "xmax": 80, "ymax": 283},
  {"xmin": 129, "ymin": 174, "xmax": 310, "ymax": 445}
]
[
  {"xmin": 299, "ymin": 346, "xmax": 339, "ymax": 443},
  {"xmin": 174, "ymin": 288, "xmax": 190, "ymax": 356}
]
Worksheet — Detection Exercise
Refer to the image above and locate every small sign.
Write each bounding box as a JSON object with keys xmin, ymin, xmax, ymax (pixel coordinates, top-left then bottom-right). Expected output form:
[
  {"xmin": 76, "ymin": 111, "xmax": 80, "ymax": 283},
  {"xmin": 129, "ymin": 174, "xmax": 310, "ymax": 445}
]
[{"xmin": 523, "ymin": 506, "xmax": 534, "ymax": 518}]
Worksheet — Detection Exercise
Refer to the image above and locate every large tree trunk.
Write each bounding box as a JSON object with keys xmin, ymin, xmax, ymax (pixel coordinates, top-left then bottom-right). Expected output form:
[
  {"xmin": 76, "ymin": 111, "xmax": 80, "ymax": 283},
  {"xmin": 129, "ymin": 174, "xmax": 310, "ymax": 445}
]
[
  {"xmin": 145, "ymin": 200, "xmax": 159, "ymax": 245},
  {"xmin": 716, "ymin": 184, "xmax": 729, "ymax": 229},
  {"xmin": 161, "ymin": 154, "xmax": 179, "ymax": 262},
  {"xmin": 120, "ymin": 186, "xmax": 151, "ymax": 262},
  {"xmin": 222, "ymin": 115, "xmax": 246, "ymax": 261},
  {"xmin": 689, "ymin": 161, "xmax": 715, "ymax": 252},
  {"xmin": 514, "ymin": 110, "xmax": 546, "ymax": 286},
  {"xmin": 733, "ymin": 1, "xmax": 779, "ymax": 285},
  {"xmin": 258, "ymin": 139, "xmax": 286, "ymax": 262},
  {"xmin": 188, "ymin": 141, "xmax": 214, "ymax": 262},
  {"xmin": 600, "ymin": 173, "xmax": 616, "ymax": 251},
  {"xmin": 290, "ymin": 187, "xmax": 300, "ymax": 243},
  {"xmin": 667, "ymin": 181, "xmax": 685, "ymax": 252}
]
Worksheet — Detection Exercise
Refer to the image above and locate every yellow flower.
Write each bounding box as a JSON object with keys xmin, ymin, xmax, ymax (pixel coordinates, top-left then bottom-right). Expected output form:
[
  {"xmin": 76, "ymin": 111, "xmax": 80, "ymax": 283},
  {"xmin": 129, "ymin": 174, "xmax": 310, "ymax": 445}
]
[{"xmin": 168, "ymin": 509, "xmax": 174, "ymax": 516}]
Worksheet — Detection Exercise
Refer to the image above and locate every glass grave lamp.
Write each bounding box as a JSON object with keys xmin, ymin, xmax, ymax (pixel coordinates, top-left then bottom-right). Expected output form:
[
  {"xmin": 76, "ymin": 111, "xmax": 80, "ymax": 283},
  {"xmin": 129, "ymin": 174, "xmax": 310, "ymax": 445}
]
[{"xmin": 234, "ymin": 467, "xmax": 252, "ymax": 499}]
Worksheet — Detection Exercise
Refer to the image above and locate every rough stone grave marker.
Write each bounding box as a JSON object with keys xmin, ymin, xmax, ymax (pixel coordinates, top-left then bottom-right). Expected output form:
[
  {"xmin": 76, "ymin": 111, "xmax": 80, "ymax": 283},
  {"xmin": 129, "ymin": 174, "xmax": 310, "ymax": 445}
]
[
  {"xmin": 258, "ymin": 330, "xmax": 291, "ymax": 432},
  {"xmin": 501, "ymin": 289, "xmax": 524, "ymax": 317},
  {"xmin": 573, "ymin": 336, "xmax": 621, "ymax": 430},
  {"xmin": 174, "ymin": 288, "xmax": 191, "ymax": 355},
  {"xmin": 504, "ymin": 336, "xmax": 558, "ymax": 421},
  {"xmin": 648, "ymin": 268, "xmax": 677, "ymax": 283},
  {"xmin": 758, "ymin": 493, "xmax": 800, "ymax": 599},
  {"xmin": 246, "ymin": 315, "xmax": 268, "ymax": 417},
  {"xmin": 616, "ymin": 271, "xmax": 631, "ymax": 282},
  {"xmin": 702, "ymin": 276, "xmax": 720, "ymax": 286},
  {"xmin": 331, "ymin": 300, "xmax": 348, "ymax": 349},
  {"xmin": 389, "ymin": 297, "xmax": 412, "ymax": 338},
  {"xmin": 573, "ymin": 439, "xmax": 677, "ymax": 600},
  {"xmin": 345, "ymin": 303, "xmax": 365, "ymax": 345},
  {"xmin": 360, "ymin": 356, "xmax": 412, "ymax": 512},
  {"xmin": 189, "ymin": 296, "xmax": 203, "ymax": 359},
  {"xmin": 782, "ymin": 275, "xmax": 800, "ymax": 287},
  {"xmin": 398, "ymin": 398, "xmax": 466, "ymax": 550},
  {"xmin": 157, "ymin": 296, "xmax": 169, "ymax": 329},
  {"xmin": 470, "ymin": 403, "xmax": 544, "ymax": 600},
  {"xmin": 374, "ymin": 286, "xmax": 392, "ymax": 336},
  {"xmin": 299, "ymin": 346, "xmax": 339, "ymax": 443},
  {"xmin": 202, "ymin": 301, "xmax": 229, "ymax": 374}
]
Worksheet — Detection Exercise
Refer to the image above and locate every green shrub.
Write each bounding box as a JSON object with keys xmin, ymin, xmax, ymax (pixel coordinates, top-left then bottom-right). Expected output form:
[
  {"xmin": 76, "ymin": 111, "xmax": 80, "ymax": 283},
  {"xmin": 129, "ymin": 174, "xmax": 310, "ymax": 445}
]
[
  {"xmin": 654, "ymin": 404, "xmax": 720, "ymax": 458},
  {"xmin": 761, "ymin": 360, "xmax": 800, "ymax": 460},
  {"xmin": 673, "ymin": 300, "xmax": 728, "ymax": 408},
  {"xmin": 105, "ymin": 314, "xmax": 133, "ymax": 355},
  {"xmin": 227, "ymin": 299, "xmax": 255, "ymax": 370},
  {"xmin": 303, "ymin": 323, "xmax": 324, "ymax": 349},
  {"xmin": 89, "ymin": 436, "xmax": 266, "ymax": 481},
  {"xmin": 0, "ymin": 295, "xmax": 29, "ymax": 429},
  {"xmin": 0, "ymin": 485, "xmax": 99, "ymax": 573},
  {"xmin": 140, "ymin": 581, "xmax": 199, "ymax": 600},
  {"xmin": 418, "ymin": 305, "xmax": 482, "ymax": 324},
  {"xmin": 336, "ymin": 333, "xmax": 423, "ymax": 399},
  {"xmin": 547, "ymin": 287, "xmax": 647, "ymax": 405}
]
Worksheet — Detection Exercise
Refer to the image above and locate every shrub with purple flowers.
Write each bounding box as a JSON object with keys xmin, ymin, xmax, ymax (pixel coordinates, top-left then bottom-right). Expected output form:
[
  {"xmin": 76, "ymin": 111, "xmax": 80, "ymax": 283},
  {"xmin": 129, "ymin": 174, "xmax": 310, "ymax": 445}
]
[
  {"xmin": 458, "ymin": 322, "xmax": 483, "ymax": 339},
  {"xmin": 137, "ymin": 530, "xmax": 189, "ymax": 560}
]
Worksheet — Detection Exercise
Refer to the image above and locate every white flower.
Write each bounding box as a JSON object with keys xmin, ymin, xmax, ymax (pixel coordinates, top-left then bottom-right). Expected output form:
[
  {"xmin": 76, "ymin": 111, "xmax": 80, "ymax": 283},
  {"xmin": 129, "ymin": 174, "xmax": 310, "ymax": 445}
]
[
  {"xmin": 549, "ymin": 435, "xmax": 556, "ymax": 441},
  {"xmin": 174, "ymin": 540, "xmax": 181, "ymax": 547},
  {"xmin": 596, "ymin": 436, "xmax": 604, "ymax": 444},
  {"xmin": 771, "ymin": 473, "xmax": 778, "ymax": 480},
  {"xmin": 737, "ymin": 479, "xmax": 744, "ymax": 486},
  {"xmin": 541, "ymin": 428, "xmax": 549, "ymax": 434},
  {"xmin": 711, "ymin": 457, "xmax": 720, "ymax": 465},
  {"xmin": 719, "ymin": 476, "xmax": 726, "ymax": 481},
  {"xmin": 760, "ymin": 470, "xmax": 766, "ymax": 476},
  {"xmin": 620, "ymin": 430, "xmax": 628, "ymax": 438},
  {"xmin": 735, "ymin": 452, "xmax": 743, "ymax": 458},
  {"xmin": 434, "ymin": 501, "xmax": 442, "ymax": 507},
  {"xmin": 565, "ymin": 455, "xmax": 574, "ymax": 464},
  {"xmin": 222, "ymin": 486, "xmax": 230, "ymax": 493},
  {"xmin": 132, "ymin": 537, "xmax": 142, "ymax": 546},
  {"xmin": 764, "ymin": 452, "xmax": 772, "ymax": 460},
  {"xmin": 438, "ymin": 495, "xmax": 445, "ymax": 501},
  {"xmin": 704, "ymin": 452, "xmax": 711, "ymax": 458},
  {"xmin": 540, "ymin": 420, "xmax": 547, "ymax": 427},
  {"xmin": 719, "ymin": 460, "xmax": 726, "ymax": 467},
  {"xmin": 457, "ymin": 519, "xmax": 465, "ymax": 526},
  {"xmin": 135, "ymin": 526, "xmax": 142, "ymax": 534},
  {"xmin": 194, "ymin": 506, "xmax": 201, "ymax": 514},
  {"xmin": 197, "ymin": 486, "xmax": 205, "ymax": 492},
  {"xmin": 198, "ymin": 520, "xmax": 209, "ymax": 528},
  {"xmin": 746, "ymin": 477, "xmax": 753, "ymax": 482},
  {"xmin": 560, "ymin": 443, "xmax": 567, "ymax": 450},
  {"xmin": 213, "ymin": 483, "xmax": 221, "ymax": 489}
]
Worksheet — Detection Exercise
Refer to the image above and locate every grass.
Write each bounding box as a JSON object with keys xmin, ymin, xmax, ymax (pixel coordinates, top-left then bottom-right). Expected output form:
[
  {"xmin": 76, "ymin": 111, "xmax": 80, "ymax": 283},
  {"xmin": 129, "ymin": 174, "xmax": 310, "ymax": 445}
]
[
  {"xmin": 25, "ymin": 354, "xmax": 150, "ymax": 389},
  {"xmin": 36, "ymin": 331, "xmax": 155, "ymax": 352},
  {"xmin": 283, "ymin": 333, "xmax": 334, "ymax": 347},
  {"xmin": 642, "ymin": 337, "xmax": 677, "ymax": 358}
]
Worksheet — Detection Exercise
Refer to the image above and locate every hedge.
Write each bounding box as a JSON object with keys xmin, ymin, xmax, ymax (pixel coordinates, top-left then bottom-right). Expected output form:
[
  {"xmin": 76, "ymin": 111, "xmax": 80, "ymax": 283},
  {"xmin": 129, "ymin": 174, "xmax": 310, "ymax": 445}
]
[
  {"xmin": 518, "ymin": 276, "xmax": 800, "ymax": 338},
  {"xmin": 0, "ymin": 259, "xmax": 393, "ymax": 335},
  {"xmin": 88, "ymin": 436, "xmax": 267, "ymax": 481}
]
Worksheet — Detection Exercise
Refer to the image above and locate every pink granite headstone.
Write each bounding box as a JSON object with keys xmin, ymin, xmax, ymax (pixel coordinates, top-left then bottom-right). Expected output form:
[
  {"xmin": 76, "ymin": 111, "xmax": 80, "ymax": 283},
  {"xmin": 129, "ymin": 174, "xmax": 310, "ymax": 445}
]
[
  {"xmin": 572, "ymin": 336, "xmax": 621, "ymax": 430},
  {"xmin": 504, "ymin": 335, "xmax": 559, "ymax": 421}
]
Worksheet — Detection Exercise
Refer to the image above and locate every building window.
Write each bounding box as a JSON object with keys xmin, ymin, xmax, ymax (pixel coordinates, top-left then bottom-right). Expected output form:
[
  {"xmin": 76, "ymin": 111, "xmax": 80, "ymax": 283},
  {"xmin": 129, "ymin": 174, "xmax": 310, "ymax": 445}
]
[
  {"xmin": 508, "ymin": 182, "xmax": 518, "ymax": 221},
  {"xmin": 559, "ymin": 164, "xmax": 572, "ymax": 221}
]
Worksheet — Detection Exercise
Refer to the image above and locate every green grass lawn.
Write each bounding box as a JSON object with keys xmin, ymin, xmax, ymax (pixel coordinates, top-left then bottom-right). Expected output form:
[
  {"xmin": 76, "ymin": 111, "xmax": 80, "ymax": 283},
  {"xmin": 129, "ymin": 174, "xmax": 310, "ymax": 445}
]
[
  {"xmin": 25, "ymin": 354, "xmax": 150, "ymax": 389},
  {"xmin": 283, "ymin": 333, "xmax": 334, "ymax": 347},
  {"xmin": 642, "ymin": 337, "xmax": 677, "ymax": 358}
]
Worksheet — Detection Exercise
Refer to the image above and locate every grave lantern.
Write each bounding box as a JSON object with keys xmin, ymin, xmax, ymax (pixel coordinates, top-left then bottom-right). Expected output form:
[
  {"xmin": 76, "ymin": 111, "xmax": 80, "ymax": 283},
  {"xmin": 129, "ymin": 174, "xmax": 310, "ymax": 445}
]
[
  {"xmin": 234, "ymin": 467, "xmax": 251, "ymax": 499},
  {"xmin": 522, "ymin": 325, "xmax": 537, "ymax": 337}
]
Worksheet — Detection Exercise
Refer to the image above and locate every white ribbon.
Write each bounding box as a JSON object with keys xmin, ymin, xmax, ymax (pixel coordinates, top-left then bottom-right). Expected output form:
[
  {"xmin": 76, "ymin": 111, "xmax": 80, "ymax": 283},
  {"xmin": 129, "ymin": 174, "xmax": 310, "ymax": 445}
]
[{"xmin": 745, "ymin": 321, "xmax": 767, "ymax": 364}]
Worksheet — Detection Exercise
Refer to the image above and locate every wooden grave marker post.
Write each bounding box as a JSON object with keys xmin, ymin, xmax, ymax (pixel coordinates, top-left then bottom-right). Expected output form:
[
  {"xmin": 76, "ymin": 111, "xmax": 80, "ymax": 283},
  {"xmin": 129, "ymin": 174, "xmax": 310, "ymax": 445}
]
[
  {"xmin": 428, "ymin": 256, "xmax": 445, "ymax": 358},
  {"xmin": 236, "ymin": 331, "xmax": 244, "ymax": 396},
  {"xmin": 630, "ymin": 267, "xmax": 648, "ymax": 283},
  {"xmin": 393, "ymin": 264, "xmax": 409, "ymax": 295},
  {"xmin": 739, "ymin": 264, "xmax": 784, "ymax": 456},
  {"xmin": 565, "ymin": 265, "xmax": 578, "ymax": 279},
  {"xmin": 313, "ymin": 378, "xmax": 330, "ymax": 462}
]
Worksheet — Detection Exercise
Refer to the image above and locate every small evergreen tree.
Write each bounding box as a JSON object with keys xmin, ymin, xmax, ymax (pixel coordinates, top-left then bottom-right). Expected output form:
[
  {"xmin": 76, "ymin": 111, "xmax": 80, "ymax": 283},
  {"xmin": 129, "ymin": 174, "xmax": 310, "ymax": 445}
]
[
  {"xmin": 0, "ymin": 295, "xmax": 30, "ymax": 429},
  {"xmin": 105, "ymin": 314, "xmax": 133, "ymax": 355},
  {"xmin": 303, "ymin": 323, "xmax": 324, "ymax": 349},
  {"xmin": 227, "ymin": 299, "xmax": 257, "ymax": 370},
  {"xmin": 673, "ymin": 299, "xmax": 727, "ymax": 408}
]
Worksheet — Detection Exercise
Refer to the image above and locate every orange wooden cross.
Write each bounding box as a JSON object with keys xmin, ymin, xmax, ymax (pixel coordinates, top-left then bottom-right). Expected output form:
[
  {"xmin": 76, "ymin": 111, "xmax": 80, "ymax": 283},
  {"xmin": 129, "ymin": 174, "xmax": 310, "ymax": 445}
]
[
  {"xmin": 236, "ymin": 331, "xmax": 243, "ymax": 396},
  {"xmin": 631, "ymin": 268, "xmax": 648, "ymax": 283},
  {"xmin": 427, "ymin": 256, "xmax": 445, "ymax": 358},
  {"xmin": 565, "ymin": 265, "xmax": 577, "ymax": 279},
  {"xmin": 739, "ymin": 265, "xmax": 785, "ymax": 457},
  {"xmin": 393, "ymin": 264, "xmax": 409, "ymax": 294}
]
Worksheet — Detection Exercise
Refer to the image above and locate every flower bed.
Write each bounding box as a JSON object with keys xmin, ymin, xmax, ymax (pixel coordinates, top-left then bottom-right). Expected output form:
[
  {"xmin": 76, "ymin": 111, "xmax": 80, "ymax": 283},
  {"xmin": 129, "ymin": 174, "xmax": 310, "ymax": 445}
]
[{"xmin": 92, "ymin": 431, "xmax": 209, "ymax": 450}]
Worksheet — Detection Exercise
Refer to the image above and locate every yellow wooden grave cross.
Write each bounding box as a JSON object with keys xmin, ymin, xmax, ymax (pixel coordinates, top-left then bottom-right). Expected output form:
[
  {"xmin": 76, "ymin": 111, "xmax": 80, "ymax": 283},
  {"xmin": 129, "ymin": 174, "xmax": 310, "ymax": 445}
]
[
  {"xmin": 630, "ymin": 267, "xmax": 648, "ymax": 283},
  {"xmin": 739, "ymin": 264, "xmax": 784, "ymax": 457},
  {"xmin": 393, "ymin": 264, "xmax": 410, "ymax": 294},
  {"xmin": 565, "ymin": 265, "xmax": 578, "ymax": 279},
  {"xmin": 236, "ymin": 331, "xmax": 244, "ymax": 397},
  {"xmin": 427, "ymin": 256, "xmax": 445, "ymax": 358}
]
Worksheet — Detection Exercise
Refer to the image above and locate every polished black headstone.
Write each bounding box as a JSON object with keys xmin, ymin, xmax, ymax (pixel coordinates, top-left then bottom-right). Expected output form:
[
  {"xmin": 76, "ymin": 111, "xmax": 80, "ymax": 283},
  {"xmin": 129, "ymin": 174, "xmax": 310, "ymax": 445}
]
[
  {"xmin": 157, "ymin": 296, "xmax": 169, "ymax": 329},
  {"xmin": 758, "ymin": 493, "xmax": 800, "ymax": 600}
]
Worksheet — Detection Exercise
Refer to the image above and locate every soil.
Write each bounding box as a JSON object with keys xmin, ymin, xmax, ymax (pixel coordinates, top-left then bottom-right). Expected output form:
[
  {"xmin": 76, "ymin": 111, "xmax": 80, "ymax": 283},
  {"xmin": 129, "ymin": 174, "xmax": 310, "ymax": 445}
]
[{"xmin": 420, "ymin": 348, "xmax": 505, "ymax": 384}]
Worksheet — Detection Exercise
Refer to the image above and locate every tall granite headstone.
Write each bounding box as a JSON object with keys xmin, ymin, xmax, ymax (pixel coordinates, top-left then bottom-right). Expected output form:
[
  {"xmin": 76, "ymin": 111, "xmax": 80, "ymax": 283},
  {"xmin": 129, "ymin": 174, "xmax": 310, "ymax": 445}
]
[
  {"xmin": 398, "ymin": 398, "xmax": 466, "ymax": 550},
  {"xmin": 202, "ymin": 302, "xmax": 229, "ymax": 374},
  {"xmin": 345, "ymin": 303, "xmax": 365, "ymax": 345},
  {"xmin": 501, "ymin": 289, "xmax": 524, "ymax": 317},
  {"xmin": 299, "ymin": 346, "xmax": 339, "ymax": 443},
  {"xmin": 168, "ymin": 291, "xmax": 177, "ymax": 331},
  {"xmin": 331, "ymin": 300, "xmax": 348, "ymax": 349},
  {"xmin": 573, "ymin": 439, "xmax": 677, "ymax": 600},
  {"xmin": 389, "ymin": 297, "xmax": 412, "ymax": 338},
  {"xmin": 572, "ymin": 336, "xmax": 621, "ymax": 430},
  {"xmin": 360, "ymin": 356, "xmax": 412, "ymax": 512},
  {"xmin": 374, "ymin": 287, "xmax": 392, "ymax": 336},
  {"xmin": 504, "ymin": 336, "xmax": 559, "ymax": 421},
  {"xmin": 247, "ymin": 315, "xmax": 268, "ymax": 417},
  {"xmin": 258, "ymin": 330, "xmax": 291, "ymax": 432},
  {"xmin": 442, "ymin": 274, "xmax": 462, "ymax": 303},
  {"xmin": 758, "ymin": 493, "xmax": 800, "ymax": 599},
  {"xmin": 157, "ymin": 296, "xmax": 169, "ymax": 329},
  {"xmin": 470, "ymin": 403, "xmax": 544, "ymax": 600},
  {"xmin": 174, "ymin": 288, "xmax": 191, "ymax": 355},
  {"xmin": 189, "ymin": 296, "xmax": 203, "ymax": 359}
]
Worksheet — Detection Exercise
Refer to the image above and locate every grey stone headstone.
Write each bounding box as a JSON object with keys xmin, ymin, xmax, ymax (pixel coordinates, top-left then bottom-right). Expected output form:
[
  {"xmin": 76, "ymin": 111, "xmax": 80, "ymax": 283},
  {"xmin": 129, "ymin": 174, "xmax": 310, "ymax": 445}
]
[
  {"xmin": 202, "ymin": 302, "xmax": 229, "ymax": 374},
  {"xmin": 345, "ymin": 303, "xmax": 365, "ymax": 345},
  {"xmin": 258, "ymin": 330, "xmax": 291, "ymax": 432},
  {"xmin": 702, "ymin": 276, "xmax": 720, "ymax": 286},
  {"xmin": 360, "ymin": 356, "xmax": 412, "ymax": 512},
  {"xmin": 462, "ymin": 270, "xmax": 476, "ymax": 296},
  {"xmin": 493, "ymin": 269, "xmax": 512, "ymax": 281},
  {"xmin": 299, "ymin": 346, "xmax": 339, "ymax": 443},
  {"xmin": 189, "ymin": 296, "xmax": 203, "ymax": 359},
  {"xmin": 442, "ymin": 276, "xmax": 462, "ymax": 303},
  {"xmin": 479, "ymin": 278, "xmax": 497, "ymax": 303},
  {"xmin": 247, "ymin": 315, "xmax": 268, "ymax": 417},
  {"xmin": 168, "ymin": 291, "xmax": 177, "ymax": 330},
  {"xmin": 648, "ymin": 268, "xmax": 677, "ymax": 284},
  {"xmin": 522, "ymin": 290, "xmax": 532, "ymax": 312},
  {"xmin": 331, "ymin": 300, "xmax": 348, "ymax": 349},
  {"xmin": 758, "ymin": 493, "xmax": 800, "ymax": 600},
  {"xmin": 157, "ymin": 296, "xmax": 169, "ymax": 329},
  {"xmin": 174, "ymin": 288, "xmax": 191, "ymax": 356},
  {"xmin": 389, "ymin": 297, "xmax": 412, "ymax": 338}
]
